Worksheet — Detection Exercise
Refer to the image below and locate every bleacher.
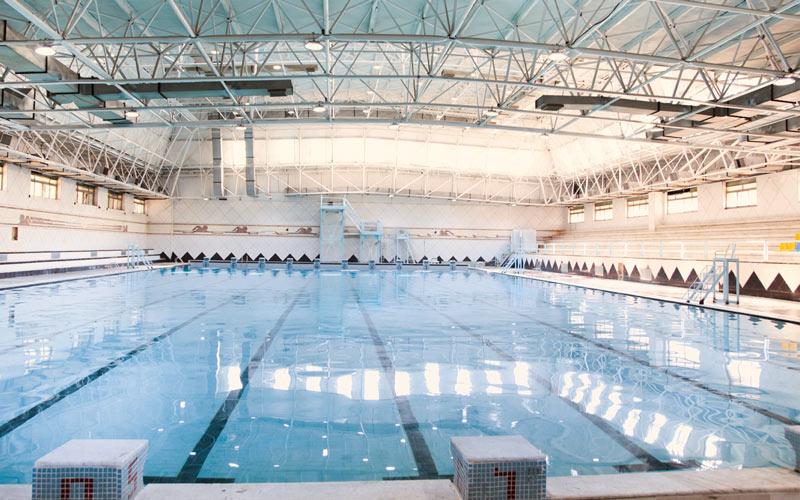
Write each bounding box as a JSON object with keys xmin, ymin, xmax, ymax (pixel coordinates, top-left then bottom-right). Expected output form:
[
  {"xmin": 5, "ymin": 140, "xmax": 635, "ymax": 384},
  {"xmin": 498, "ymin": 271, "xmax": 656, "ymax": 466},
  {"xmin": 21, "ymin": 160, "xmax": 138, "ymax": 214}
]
[
  {"xmin": 0, "ymin": 248, "xmax": 161, "ymax": 279},
  {"xmin": 540, "ymin": 218, "xmax": 800, "ymax": 263}
]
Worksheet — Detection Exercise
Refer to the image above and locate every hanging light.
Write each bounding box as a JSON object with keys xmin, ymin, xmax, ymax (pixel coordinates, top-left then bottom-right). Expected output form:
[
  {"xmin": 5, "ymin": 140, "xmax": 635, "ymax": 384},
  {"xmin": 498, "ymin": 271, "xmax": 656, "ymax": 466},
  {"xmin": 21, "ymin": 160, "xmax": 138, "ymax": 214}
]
[
  {"xmin": 547, "ymin": 50, "xmax": 569, "ymax": 62},
  {"xmin": 287, "ymin": 109, "xmax": 296, "ymax": 116},
  {"xmin": 124, "ymin": 109, "xmax": 139, "ymax": 120},
  {"xmin": 388, "ymin": 121, "xmax": 399, "ymax": 130},
  {"xmin": 305, "ymin": 39, "xmax": 324, "ymax": 51},
  {"xmin": 272, "ymin": 64, "xmax": 282, "ymax": 71},
  {"xmin": 235, "ymin": 123, "xmax": 247, "ymax": 130},
  {"xmin": 362, "ymin": 108, "xmax": 371, "ymax": 115},
  {"xmin": 775, "ymin": 76, "xmax": 797, "ymax": 86},
  {"xmin": 312, "ymin": 102, "xmax": 327, "ymax": 113},
  {"xmin": 35, "ymin": 43, "xmax": 56, "ymax": 56},
  {"xmin": 485, "ymin": 108, "xmax": 499, "ymax": 117}
]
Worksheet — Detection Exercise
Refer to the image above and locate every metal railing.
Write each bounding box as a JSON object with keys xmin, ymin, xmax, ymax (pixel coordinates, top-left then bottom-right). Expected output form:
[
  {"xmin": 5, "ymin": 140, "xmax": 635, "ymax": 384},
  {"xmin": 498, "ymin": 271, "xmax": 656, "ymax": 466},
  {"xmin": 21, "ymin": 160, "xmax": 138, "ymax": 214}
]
[
  {"xmin": 126, "ymin": 244, "xmax": 154, "ymax": 269},
  {"xmin": 537, "ymin": 239, "xmax": 798, "ymax": 262}
]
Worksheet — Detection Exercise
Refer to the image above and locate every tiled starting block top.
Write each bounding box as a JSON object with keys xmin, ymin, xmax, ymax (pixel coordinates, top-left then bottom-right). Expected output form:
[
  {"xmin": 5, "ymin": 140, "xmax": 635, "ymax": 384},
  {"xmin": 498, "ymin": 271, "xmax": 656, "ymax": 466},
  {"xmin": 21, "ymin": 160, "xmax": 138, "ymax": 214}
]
[
  {"xmin": 451, "ymin": 435, "xmax": 547, "ymax": 500},
  {"xmin": 33, "ymin": 439, "xmax": 148, "ymax": 500}
]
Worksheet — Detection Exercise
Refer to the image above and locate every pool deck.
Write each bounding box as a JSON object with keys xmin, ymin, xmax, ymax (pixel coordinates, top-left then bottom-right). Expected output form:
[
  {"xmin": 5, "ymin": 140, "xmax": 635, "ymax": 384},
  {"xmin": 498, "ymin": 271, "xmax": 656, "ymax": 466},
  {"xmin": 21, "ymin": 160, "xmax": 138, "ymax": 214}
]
[
  {"xmin": 482, "ymin": 267, "xmax": 800, "ymax": 326},
  {"xmin": 1, "ymin": 468, "xmax": 799, "ymax": 499},
  {"xmin": 0, "ymin": 263, "xmax": 181, "ymax": 291}
]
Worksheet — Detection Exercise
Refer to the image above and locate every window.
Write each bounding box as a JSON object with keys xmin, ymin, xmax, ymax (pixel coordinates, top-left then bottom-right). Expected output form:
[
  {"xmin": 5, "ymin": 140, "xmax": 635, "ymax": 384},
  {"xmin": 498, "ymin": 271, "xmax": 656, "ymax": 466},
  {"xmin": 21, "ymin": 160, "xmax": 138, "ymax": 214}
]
[
  {"xmin": 30, "ymin": 172, "xmax": 59, "ymax": 199},
  {"xmin": 133, "ymin": 197, "xmax": 146, "ymax": 214},
  {"xmin": 725, "ymin": 178, "xmax": 757, "ymax": 209},
  {"xmin": 626, "ymin": 196, "xmax": 649, "ymax": 218},
  {"xmin": 594, "ymin": 201, "xmax": 613, "ymax": 221},
  {"xmin": 75, "ymin": 184, "xmax": 96, "ymax": 206},
  {"xmin": 666, "ymin": 188, "xmax": 697, "ymax": 214},
  {"xmin": 107, "ymin": 191, "xmax": 124, "ymax": 210},
  {"xmin": 568, "ymin": 206, "xmax": 584, "ymax": 224}
]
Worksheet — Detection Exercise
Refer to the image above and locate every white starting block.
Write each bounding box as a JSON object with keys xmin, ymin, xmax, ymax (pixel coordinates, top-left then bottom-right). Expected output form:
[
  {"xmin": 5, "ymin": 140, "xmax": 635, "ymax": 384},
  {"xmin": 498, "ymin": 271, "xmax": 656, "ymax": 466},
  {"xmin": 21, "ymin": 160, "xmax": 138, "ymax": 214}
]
[
  {"xmin": 451, "ymin": 435, "xmax": 547, "ymax": 500},
  {"xmin": 32, "ymin": 439, "xmax": 147, "ymax": 500}
]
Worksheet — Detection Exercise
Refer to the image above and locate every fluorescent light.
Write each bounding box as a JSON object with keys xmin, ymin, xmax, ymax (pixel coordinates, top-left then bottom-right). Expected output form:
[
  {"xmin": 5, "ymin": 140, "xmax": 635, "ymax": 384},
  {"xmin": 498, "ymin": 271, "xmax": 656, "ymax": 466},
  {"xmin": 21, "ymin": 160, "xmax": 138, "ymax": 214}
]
[
  {"xmin": 312, "ymin": 103, "xmax": 326, "ymax": 113},
  {"xmin": 235, "ymin": 124, "xmax": 247, "ymax": 130},
  {"xmin": 287, "ymin": 109, "xmax": 295, "ymax": 115},
  {"xmin": 124, "ymin": 109, "xmax": 138, "ymax": 119},
  {"xmin": 775, "ymin": 76, "xmax": 797, "ymax": 86},
  {"xmin": 305, "ymin": 39, "xmax": 324, "ymax": 51},
  {"xmin": 35, "ymin": 44, "xmax": 55, "ymax": 56},
  {"xmin": 272, "ymin": 64, "xmax": 282, "ymax": 71},
  {"xmin": 388, "ymin": 193, "xmax": 394, "ymax": 198},
  {"xmin": 485, "ymin": 108, "xmax": 499, "ymax": 117},
  {"xmin": 388, "ymin": 121, "xmax": 399, "ymax": 130},
  {"xmin": 362, "ymin": 108, "xmax": 370, "ymax": 114},
  {"xmin": 547, "ymin": 50, "xmax": 569, "ymax": 62}
]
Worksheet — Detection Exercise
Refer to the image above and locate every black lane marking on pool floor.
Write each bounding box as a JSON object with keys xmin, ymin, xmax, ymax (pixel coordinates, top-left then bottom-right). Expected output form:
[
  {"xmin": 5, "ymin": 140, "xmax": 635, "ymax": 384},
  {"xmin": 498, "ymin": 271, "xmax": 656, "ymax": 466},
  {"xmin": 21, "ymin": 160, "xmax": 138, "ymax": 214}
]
[
  {"xmin": 0, "ymin": 293, "xmax": 246, "ymax": 440},
  {"xmin": 357, "ymin": 299, "xmax": 440, "ymax": 479},
  {"xmin": 506, "ymin": 306, "xmax": 798, "ymax": 427},
  {"xmin": 444, "ymin": 276, "xmax": 797, "ymax": 426},
  {"xmin": 176, "ymin": 293, "xmax": 304, "ymax": 483},
  {"xmin": 395, "ymin": 283, "xmax": 690, "ymax": 472},
  {"xmin": 0, "ymin": 287, "xmax": 196, "ymax": 355}
]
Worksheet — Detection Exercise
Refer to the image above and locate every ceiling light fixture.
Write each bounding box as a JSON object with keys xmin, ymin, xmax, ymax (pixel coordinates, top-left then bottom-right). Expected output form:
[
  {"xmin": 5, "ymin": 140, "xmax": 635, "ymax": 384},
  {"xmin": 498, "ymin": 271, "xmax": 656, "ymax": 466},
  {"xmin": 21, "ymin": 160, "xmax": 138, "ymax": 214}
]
[
  {"xmin": 388, "ymin": 193, "xmax": 394, "ymax": 198},
  {"xmin": 312, "ymin": 102, "xmax": 327, "ymax": 113},
  {"xmin": 485, "ymin": 108, "xmax": 499, "ymax": 117},
  {"xmin": 305, "ymin": 39, "xmax": 324, "ymax": 51},
  {"xmin": 272, "ymin": 64, "xmax": 282, "ymax": 71},
  {"xmin": 388, "ymin": 121, "xmax": 399, "ymax": 130},
  {"xmin": 35, "ymin": 43, "xmax": 56, "ymax": 56},
  {"xmin": 775, "ymin": 76, "xmax": 797, "ymax": 86},
  {"xmin": 287, "ymin": 109, "xmax": 295, "ymax": 115},
  {"xmin": 235, "ymin": 123, "xmax": 247, "ymax": 130},
  {"xmin": 362, "ymin": 108, "xmax": 370, "ymax": 114},
  {"xmin": 124, "ymin": 109, "xmax": 139, "ymax": 120},
  {"xmin": 547, "ymin": 50, "xmax": 569, "ymax": 62}
]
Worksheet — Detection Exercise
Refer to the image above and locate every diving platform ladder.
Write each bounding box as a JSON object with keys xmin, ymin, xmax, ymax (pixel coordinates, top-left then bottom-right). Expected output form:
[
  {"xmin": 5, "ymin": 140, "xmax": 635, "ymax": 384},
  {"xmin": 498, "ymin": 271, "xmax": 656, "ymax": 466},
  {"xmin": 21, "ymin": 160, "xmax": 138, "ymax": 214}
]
[
  {"xmin": 320, "ymin": 196, "xmax": 383, "ymax": 263},
  {"xmin": 395, "ymin": 229, "xmax": 415, "ymax": 264},
  {"xmin": 502, "ymin": 248, "xmax": 526, "ymax": 273},
  {"xmin": 126, "ymin": 244, "xmax": 154, "ymax": 269},
  {"xmin": 684, "ymin": 243, "xmax": 740, "ymax": 305}
]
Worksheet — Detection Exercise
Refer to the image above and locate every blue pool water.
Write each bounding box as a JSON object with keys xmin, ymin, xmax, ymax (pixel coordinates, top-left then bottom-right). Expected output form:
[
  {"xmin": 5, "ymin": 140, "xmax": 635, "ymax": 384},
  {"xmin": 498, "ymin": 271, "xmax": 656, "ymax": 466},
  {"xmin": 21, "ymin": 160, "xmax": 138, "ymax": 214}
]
[{"xmin": 0, "ymin": 268, "xmax": 798, "ymax": 483}]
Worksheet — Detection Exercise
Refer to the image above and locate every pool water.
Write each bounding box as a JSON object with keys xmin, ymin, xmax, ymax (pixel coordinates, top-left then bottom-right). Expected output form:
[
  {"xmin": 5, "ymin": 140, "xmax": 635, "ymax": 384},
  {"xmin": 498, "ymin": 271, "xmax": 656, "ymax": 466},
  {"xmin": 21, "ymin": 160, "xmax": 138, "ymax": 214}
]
[{"xmin": 0, "ymin": 268, "xmax": 798, "ymax": 483}]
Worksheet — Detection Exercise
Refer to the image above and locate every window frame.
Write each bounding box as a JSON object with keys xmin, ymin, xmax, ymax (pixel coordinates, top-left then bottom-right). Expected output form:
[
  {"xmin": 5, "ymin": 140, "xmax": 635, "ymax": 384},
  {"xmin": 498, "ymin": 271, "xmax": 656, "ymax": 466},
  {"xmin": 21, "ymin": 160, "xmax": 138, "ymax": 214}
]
[
  {"xmin": 626, "ymin": 196, "xmax": 649, "ymax": 218},
  {"xmin": 75, "ymin": 183, "xmax": 97, "ymax": 206},
  {"xmin": 107, "ymin": 191, "xmax": 124, "ymax": 211},
  {"xmin": 30, "ymin": 172, "xmax": 59, "ymax": 200},
  {"xmin": 593, "ymin": 201, "xmax": 614, "ymax": 221},
  {"xmin": 568, "ymin": 206, "xmax": 585, "ymax": 224},
  {"xmin": 724, "ymin": 178, "xmax": 757, "ymax": 209},
  {"xmin": 666, "ymin": 187, "xmax": 698, "ymax": 214},
  {"xmin": 133, "ymin": 197, "xmax": 146, "ymax": 215}
]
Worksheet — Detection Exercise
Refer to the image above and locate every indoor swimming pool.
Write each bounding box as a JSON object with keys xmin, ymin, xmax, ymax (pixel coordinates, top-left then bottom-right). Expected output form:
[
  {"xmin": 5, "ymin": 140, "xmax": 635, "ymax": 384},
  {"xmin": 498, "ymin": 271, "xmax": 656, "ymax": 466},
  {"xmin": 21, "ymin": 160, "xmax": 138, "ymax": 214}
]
[{"xmin": 0, "ymin": 267, "xmax": 798, "ymax": 484}]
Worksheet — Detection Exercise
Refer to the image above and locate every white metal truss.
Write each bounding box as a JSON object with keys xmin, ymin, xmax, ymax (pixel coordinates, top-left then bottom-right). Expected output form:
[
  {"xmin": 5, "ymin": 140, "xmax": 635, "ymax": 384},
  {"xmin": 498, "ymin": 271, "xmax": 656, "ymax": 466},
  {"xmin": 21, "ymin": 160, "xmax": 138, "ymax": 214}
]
[{"xmin": 0, "ymin": 0, "xmax": 799, "ymax": 201}]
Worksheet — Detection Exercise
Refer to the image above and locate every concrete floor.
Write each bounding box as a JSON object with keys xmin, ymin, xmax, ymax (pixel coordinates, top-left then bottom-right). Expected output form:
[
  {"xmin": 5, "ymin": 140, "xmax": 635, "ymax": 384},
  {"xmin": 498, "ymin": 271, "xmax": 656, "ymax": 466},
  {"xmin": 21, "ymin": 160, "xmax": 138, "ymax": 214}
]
[{"xmin": 2, "ymin": 468, "xmax": 799, "ymax": 499}]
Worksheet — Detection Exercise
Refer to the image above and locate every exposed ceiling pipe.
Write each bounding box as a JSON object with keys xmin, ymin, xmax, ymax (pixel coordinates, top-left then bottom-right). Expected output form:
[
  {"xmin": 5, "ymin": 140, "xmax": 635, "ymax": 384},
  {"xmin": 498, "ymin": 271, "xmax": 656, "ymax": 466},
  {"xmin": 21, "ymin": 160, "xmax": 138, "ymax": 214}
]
[
  {"xmin": 244, "ymin": 128, "xmax": 256, "ymax": 197},
  {"xmin": 212, "ymin": 128, "xmax": 223, "ymax": 198}
]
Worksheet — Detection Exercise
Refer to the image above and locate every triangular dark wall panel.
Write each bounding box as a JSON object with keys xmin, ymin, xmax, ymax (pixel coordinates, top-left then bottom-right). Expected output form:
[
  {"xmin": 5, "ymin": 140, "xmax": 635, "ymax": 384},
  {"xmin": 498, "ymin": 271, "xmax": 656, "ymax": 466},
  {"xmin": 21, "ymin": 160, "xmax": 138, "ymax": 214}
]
[
  {"xmin": 629, "ymin": 265, "xmax": 640, "ymax": 281},
  {"xmin": 268, "ymin": 253, "xmax": 282, "ymax": 262},
  {"xmin": 298, "ymin": 254, "xmax": 312, "ymax": 262},
  {"xmin": 181, "ymin": 252, "xmax": 193, "ymax": 262},
  {"xmin": 477, "ymin": 256, "xmax": 485, "ymax": 262},
  {"xmin": 654, "ymin": 267, "xmax": 669, "ymax": 284},
  {"xmin": 669, "ymin": 268, "xmax": 685, "ymax": 287},
  {"xmin": 286, "ymin": 253, "xmax": 296, "ymax": 261},
  {"xmin": 766, "ymin": 273, "xmax": 794, "ymax": 301},
  {"xmin": 348, "ymin": 254, "xmax": 359, "ymax": 263},
  {"xmin": 224, "ymin": 253, "xmax": 236, "ymax": 261},
  {"xmin": 210, "ymin": 253, "xmax": 223, "ymax": 261},
  {"xmin": 742, "ymin": 272, "xmax": 767, "ymax": 295}
]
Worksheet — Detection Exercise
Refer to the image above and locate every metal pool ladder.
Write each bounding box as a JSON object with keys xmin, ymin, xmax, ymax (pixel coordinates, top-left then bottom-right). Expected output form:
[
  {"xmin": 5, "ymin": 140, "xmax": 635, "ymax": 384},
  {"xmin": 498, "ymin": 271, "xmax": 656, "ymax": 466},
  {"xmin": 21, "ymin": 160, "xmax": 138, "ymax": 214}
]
[
  {"xmin": 126, "ymin": 244, "xmax": 154, "ymax": 269},
  {"xmin": 684, "ymin": 243, "xmax": 739, "ymax": 305}
]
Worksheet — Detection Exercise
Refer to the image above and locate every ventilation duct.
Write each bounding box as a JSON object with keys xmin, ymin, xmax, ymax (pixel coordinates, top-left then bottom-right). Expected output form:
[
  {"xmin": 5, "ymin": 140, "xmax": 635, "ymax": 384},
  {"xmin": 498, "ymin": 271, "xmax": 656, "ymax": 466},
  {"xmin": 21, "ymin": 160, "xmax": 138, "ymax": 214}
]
[
  {"xmin": 535, "ymin": 95, "xmax": 692, "ymax": 117},
  {"xmin": 211, "ymin": 129, "xmax": 223, "ymax": 198},
  {"xmin": 244, "ymin": 129, "xmax": 256, "ymax": 196},
  {"xmin": 91, "ymin": 80, "xmax": 293, "ymax": 101}
]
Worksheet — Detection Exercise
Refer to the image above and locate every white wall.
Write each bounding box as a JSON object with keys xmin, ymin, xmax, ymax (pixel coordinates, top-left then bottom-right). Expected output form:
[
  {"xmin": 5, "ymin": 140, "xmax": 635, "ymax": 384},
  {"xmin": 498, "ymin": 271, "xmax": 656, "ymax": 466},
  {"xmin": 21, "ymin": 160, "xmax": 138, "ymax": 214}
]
[
  {"xmin": 564, "ymin": 169, "xmax": 800, "ymax": 233},
  {"xmin": 0, "ymin": 163, "xmax": 149, "ymax": 252},
  {"xmin": 146, "ymin": 184, "xmax": 565, "ymax": 262}
]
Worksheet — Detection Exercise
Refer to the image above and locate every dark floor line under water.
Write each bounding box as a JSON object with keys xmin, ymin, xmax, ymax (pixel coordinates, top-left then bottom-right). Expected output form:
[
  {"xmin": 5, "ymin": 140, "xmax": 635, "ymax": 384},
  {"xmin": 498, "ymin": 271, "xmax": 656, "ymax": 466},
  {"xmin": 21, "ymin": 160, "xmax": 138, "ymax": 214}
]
[
  {"xmin": 176, "ymin": 293, "xmax": 304, "ymax": 483},
  {"xmin": 398, "ymin": 283, "xmax": 690, "ymax": 472},
  {"xmin": 0, "ymin": 292, "xmax": 248, "ymax": 440},
  {"xmin": 357, "ymin": 299, "xmax": 440, "ymax": 480},
  {"xmin": 449, "ymin": 277, "xmax": 797, "ymax": 426}
]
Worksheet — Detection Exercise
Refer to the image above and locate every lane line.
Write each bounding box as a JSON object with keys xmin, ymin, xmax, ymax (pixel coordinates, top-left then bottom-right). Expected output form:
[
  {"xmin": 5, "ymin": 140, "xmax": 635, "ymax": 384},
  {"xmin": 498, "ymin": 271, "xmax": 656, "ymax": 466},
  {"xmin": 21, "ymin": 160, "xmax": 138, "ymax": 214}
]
[
  {"xmin": 356, "ymin": 298, "xmax": 440, "ymax": 479},
  {"xmin": 0, "ymin": 291, "xmax": 247, "ymax": 439},
  {"xmin": 176, "ymin": 293, "xmax": 304, "ymax": 482}
]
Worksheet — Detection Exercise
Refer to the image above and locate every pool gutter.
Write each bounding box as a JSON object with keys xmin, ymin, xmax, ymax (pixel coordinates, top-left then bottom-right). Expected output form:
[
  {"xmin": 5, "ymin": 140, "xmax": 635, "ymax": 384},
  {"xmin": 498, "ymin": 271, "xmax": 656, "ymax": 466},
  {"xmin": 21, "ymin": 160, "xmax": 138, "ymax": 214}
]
[{"xmin": 1, "ymin": 468, "xmax": 799, "ymax": 500}]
